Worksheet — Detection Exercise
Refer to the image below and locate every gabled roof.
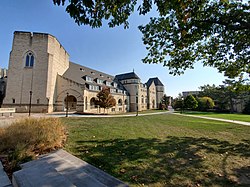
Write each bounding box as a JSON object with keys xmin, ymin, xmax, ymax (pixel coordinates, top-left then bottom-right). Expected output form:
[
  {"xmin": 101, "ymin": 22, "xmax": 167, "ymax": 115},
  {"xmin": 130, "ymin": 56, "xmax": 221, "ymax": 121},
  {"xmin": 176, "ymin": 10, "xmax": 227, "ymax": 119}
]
[
  {"xmin": 62, "ymin": 62, "xmax": 114, "ymax": 85},
  {"xmin": 62, "ymin": 62, "xmax": 127, "ymax": 92},
  {"xmin": 146, "ymin": 77, "xmax": 164, "ymax": 87},
  {"xmin": 115, "ymin": 72, "xmax": 140, "ymax": 80}
]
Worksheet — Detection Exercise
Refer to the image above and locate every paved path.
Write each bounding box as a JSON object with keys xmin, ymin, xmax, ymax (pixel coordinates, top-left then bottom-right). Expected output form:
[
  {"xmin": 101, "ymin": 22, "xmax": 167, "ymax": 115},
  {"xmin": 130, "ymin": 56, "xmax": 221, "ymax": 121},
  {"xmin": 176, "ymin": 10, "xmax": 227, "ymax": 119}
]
[
  {"xmin": 47, "ymin": 111, "xmax": 172, "ymax": 118},
  {"xmin": 13, "ymin": 149, "xmax": 128, "ymax": 187},
  {"xmin": 173, "ymin": 113, "xmax": 250, "ymax": 126}
]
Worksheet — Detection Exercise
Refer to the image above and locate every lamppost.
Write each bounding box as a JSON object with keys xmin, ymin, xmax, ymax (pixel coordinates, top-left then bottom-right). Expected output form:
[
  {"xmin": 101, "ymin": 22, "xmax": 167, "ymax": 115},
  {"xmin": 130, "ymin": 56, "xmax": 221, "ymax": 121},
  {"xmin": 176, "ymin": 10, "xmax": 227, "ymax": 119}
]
[
  {"xmin": 66, "ymin": 92, "xmax": 69, "ymax": 117},
  {"xmin": 181, "ymin": 97, "xmax": 184, "ymax": 114},
  {"xmin": 28, "ymin": 91, "xmax": 32, "ymax": 117}
]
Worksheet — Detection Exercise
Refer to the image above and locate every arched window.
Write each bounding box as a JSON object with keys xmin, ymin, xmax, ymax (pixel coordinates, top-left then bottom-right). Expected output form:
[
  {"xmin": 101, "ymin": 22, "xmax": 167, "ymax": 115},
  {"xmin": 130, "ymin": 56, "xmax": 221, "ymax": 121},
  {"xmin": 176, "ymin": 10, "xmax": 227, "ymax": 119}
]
[
  {"xmin": 25, "ymin": 52, "xmax": 35, "ymax": 67},
  {"xmin": 141, "ymin": 96, "xmax": 144, "ymax": 104},
  {"xmin": 124, "ymin": 99, "xmax": 128, "ymax": 105},
  {"xmin": 118, "ymin": 99, "xmax": 122, "ymax": 106},
  {"xmin": 90, "ymin": 97, "xmax": 96, "ymax": 108}
]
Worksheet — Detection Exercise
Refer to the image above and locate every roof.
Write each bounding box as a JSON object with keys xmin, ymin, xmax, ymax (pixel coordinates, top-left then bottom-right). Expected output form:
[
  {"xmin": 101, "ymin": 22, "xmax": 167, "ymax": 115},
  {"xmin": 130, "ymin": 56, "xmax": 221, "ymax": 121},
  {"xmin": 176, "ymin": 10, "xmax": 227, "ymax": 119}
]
[
  {"xmin": 62, "ymin": 62, "xmax": 127, "ymax": 92},
  {"xmin": 115, "ymin": 72, "xmax": 140, "ymax": 80},
  {"xmin": 146, "ymin": 77, "xmax": 164, "ymax": 87}
]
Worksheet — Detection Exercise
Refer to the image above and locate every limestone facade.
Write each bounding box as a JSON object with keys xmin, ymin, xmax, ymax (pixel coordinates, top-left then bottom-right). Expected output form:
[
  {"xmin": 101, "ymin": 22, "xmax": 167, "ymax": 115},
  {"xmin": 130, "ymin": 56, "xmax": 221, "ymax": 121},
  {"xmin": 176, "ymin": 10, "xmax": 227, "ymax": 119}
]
[{"xmin": 3, "ymin": 31, "xmax": 164, "ymax": 113}]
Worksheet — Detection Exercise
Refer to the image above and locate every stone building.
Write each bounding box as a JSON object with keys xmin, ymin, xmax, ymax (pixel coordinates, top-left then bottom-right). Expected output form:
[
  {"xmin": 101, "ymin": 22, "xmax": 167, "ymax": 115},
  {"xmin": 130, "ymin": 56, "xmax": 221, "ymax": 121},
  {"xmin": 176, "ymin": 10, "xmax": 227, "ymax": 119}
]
[{"xmin": 3, "ymin": 31, "xmax": 164, "ymax": 113}]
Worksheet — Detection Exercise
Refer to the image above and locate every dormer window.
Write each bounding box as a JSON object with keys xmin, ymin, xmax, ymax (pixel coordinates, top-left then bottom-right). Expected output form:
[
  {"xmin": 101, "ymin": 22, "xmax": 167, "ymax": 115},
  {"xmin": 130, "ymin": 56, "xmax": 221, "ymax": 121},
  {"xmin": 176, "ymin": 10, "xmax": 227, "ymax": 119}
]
[
  {"xmin": 113, "ymin": 82, "xmax": 117, "ymax": 88},
  {"xmin": 80, "ymin": 68, "xmax": 85, "ymax": 72},
  {"xmin": 91, "ymin": 71, "xmax": 95, "ymax": 75},
  {"xmin": 97, "ymin": 79, "xmax": 103, "ymax": 84},
  {"xmin": 106, "ymin": 81, "xmax": 111, "ymax": 86},
  {"xmin": 25, "ymin": 52, "xmax": 34, "ymax": 67},
  {"xmin": 85, "ymin": 76, "xmax": 93, "ymax": 82}
]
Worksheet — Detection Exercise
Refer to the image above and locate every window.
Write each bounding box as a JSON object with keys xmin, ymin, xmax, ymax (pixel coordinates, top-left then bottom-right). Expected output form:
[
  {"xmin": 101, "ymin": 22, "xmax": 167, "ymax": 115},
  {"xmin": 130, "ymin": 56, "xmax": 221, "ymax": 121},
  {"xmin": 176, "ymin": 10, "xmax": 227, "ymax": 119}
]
[
  {"xmin": 106, "ymin": 81, "xmax": 111, "ymax": 86},
  {"xmin": 89, "ymin": 85, "xmax": 99, "ymax": 91},
  {"xmin": 12, "ymin": 98, "xmax": 15, "ymax": 104},
  {"xmin": 86, "ymin": 76, "xmax": 93, "ymax": 82},
  {"xmin": 90, "ymin": 97, "xmax": 97, "ymax": 108},
  {"xmin": 37, "ymin": 99, "xmax": 40, "ymax": 104},
  {"xmin": 110, "ymin": 88, "xmax": 116, "ymax": 93},
  {"xmin": 113, "ymin": 82, "xmax": 117, "ymax": 88},
  {"xmin": 141, "ymin": 96, "xmax": 144, "ymax": 104},
  {"xmin": 124, "ymin": 99, "xmax": 128, "ymax": 105},
  {"xmin": 117, "ymin": 89, "xmax": 123, "ymax": 93},
  {"xmin": 97, "ymin": 79, "xmax": 103, "ymax": 84},
  {"xmin": 25, "ymin": 52, "xmax": 35, "ymax": 67},
  {"xmin": 118, "ymin": 99, "xmax": 122, "ymax": 106}
]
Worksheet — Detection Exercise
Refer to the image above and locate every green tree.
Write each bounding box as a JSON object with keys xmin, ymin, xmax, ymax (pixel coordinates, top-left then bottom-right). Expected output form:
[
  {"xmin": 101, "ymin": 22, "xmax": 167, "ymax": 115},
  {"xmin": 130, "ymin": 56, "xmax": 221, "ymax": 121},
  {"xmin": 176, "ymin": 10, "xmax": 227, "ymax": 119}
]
[
  {"xmin": 184, "ymin": 95, "xmax": 198, "ymax": 110},
  {"xmin": 199, "ymin": 75, "xmax": 250, "ymax": 112},
  {"xmin": 198, "ymin": 97, "xmax": 215, "ymax": 111},
  {"xmin": 53, "ymin": 0, "xmax": 250, "ymax": 78},
  {"xmin": 172, "ymin": 98, "xmax": 183, "ymax": 110},
  {"xmin": 95, "ymin": 87, "xmax": 116, "ymax": 113},
  {"xmin": 159, "ymin": 94, "xmax": 169, "ymax": 110}
]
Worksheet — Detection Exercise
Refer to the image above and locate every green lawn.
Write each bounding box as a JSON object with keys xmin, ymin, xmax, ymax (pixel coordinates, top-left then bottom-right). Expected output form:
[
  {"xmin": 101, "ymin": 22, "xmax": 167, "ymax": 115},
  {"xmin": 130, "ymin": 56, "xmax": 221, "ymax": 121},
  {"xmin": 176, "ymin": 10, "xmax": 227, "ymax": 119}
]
[
  {"xmin": 62, "ymin": 114, "xmax": 250, "ymax": 187},
  {"xmin": 182, "ymin": 111, "xmax": 250, "ymax": 122}
]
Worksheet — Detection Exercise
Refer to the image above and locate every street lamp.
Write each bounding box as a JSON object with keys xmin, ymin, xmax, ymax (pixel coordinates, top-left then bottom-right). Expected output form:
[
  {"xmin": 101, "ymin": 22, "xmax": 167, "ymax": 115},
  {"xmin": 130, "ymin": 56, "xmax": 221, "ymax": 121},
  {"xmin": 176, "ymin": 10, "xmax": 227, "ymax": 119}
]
[
  {"xmin": 66, "ymin": 92, "xmax": 69, "ymax": 117},
  {"xmin": 181, "ymin": 97, "xmax": 184, "ymax": 114},
  {"xmin": 28, "ymin": 91, "xmax": 32, "ymax": 117},
  {"xmin": 136, "ymin": 92, "xmax": 138, "ymax": 116}
]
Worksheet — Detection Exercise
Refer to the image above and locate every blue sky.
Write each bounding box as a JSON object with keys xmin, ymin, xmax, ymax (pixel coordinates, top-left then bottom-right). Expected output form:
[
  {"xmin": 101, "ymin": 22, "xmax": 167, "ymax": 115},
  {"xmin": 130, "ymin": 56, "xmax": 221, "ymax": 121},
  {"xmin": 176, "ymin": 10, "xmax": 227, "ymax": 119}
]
[{"xmin": 0, "ymin": 0, "xmax": 227, "ymax": 97}]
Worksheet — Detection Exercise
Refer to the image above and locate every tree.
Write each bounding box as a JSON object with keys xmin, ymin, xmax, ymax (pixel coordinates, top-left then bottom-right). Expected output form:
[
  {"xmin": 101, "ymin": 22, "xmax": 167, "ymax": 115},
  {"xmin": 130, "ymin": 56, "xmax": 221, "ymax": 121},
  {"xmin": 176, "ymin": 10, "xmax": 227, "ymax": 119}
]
[
  {"xmin": 159, "ymin": 94, "xmax": 169, "ymax": 110},
  {"xmin": 95, "ymin": 87, "xmax": 116, "ymax": 113},
  {"xmin": 199, "ymin": 75, "xmax": 250, "ymax": 112},
  {"xmin": 184, "ymin": 95, "xmax": 198, "ymax": 110},
  {"xmin": 243, "ymin": 99, "xmax": 250, "ymax": 114},
  {"xmin": 198, "ymin": 97, "xmax": 215, "ymax": 111},
  {"xmin": 53, "ymin": 0, "xmax": 250, "ymax": 78},
  {"xmin": 172, "ymin": 99, "xmax": 182, "ymax": 110}
]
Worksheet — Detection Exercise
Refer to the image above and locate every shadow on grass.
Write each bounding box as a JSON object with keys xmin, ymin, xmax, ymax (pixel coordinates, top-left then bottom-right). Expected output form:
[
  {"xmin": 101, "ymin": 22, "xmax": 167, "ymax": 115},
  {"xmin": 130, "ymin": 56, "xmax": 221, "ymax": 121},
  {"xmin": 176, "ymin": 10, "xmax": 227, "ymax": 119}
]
[{"xmin": 72, "ymin": 136, "xmax": 250, "ymax": 186}]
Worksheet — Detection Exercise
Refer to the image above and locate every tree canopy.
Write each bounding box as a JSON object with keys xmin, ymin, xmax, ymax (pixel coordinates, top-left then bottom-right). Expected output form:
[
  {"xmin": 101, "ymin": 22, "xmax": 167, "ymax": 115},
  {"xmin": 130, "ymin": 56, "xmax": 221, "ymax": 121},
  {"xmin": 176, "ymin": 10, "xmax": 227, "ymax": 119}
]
[
  {"xmin": 53, "ymin": 0, "xmax": 250, "ymax": 78},
  {"xmin": 184, "ymin": 95, "xmax": 198, "ymax": 109},
  {"xmin": 95, "ymin": 87, "xmax": 116, "ymax": 110}
]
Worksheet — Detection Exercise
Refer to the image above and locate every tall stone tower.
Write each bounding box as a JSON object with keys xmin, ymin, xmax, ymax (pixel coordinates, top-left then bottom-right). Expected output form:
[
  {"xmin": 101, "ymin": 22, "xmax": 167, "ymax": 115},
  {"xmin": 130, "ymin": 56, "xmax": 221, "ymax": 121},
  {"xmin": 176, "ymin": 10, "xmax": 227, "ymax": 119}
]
[{"xmin": 3, "ymin": 31, "xmax": 69, "ymax": 112}]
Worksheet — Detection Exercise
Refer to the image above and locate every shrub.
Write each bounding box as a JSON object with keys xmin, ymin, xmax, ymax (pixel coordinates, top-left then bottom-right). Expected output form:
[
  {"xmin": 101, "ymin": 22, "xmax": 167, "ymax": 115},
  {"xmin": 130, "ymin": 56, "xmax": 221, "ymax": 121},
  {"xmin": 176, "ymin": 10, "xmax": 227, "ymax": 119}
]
[
  {"xmin": 198, "ymin": 97, "xmax": 215, "ymax": 111},
  {"xmin": 0, "ymin": 118, "xmax": 66, "ymax": 173}
]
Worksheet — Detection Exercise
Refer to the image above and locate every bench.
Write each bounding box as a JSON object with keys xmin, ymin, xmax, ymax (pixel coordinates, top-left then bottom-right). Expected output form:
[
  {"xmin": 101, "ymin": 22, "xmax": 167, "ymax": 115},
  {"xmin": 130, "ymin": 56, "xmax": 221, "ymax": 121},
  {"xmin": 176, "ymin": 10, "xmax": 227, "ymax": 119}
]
[{"xmin": 0, "ymin": 108, "xmax": 15, "ymax": 117}]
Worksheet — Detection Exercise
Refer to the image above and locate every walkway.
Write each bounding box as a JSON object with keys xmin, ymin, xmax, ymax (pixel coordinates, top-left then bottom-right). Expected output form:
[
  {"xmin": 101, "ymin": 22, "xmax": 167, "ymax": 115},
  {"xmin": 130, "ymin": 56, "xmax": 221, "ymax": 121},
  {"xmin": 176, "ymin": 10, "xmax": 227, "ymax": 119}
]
[
  {"xmin": 13, "ymin": 149, "xmax": 128, "ymax": 187},
  {"xmin": 173, "ymin": 113, "xmax": 250, "ymax": 126}
]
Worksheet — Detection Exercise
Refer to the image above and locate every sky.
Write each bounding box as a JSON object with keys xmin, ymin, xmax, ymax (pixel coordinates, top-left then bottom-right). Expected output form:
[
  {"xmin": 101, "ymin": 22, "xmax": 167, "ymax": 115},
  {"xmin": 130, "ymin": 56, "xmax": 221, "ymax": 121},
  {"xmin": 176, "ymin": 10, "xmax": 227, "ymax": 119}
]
[{"xmin": 0, "ymin": 0, "xmax": 227, "ymax": 98}]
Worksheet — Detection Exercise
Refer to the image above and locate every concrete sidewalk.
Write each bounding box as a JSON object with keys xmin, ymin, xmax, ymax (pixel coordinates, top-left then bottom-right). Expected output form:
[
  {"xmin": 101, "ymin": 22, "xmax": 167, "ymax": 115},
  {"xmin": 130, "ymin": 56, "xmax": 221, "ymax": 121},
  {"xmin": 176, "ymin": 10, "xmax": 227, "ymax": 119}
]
[
  {"xmin": 13, "ymin": 149, "xmax": 128, "ymax": 187},
  {"xmin": 173, "ymin": 113, "xmax": 250, "ymax": 126}
]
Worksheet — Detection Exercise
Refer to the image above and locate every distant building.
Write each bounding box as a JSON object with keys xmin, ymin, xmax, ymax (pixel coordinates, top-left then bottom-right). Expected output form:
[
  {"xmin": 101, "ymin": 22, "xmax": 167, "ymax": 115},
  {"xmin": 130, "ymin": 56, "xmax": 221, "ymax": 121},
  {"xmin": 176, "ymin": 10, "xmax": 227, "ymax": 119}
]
[
  {"xmin": 3, "ymin": 31, "xmax": 165, "ymax": 113},
  {"xmin": 182, "ymin": 91, "xmax": 200, "ymax": 98}
]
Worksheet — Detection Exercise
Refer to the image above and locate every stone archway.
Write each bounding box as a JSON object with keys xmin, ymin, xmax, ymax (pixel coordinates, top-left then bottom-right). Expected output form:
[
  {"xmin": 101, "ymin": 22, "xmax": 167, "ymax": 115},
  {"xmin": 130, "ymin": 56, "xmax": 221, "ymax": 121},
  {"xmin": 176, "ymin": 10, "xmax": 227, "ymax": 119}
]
[{"xmin": 64, "ymin": 95, "xmax": 77, "ymax": 111}]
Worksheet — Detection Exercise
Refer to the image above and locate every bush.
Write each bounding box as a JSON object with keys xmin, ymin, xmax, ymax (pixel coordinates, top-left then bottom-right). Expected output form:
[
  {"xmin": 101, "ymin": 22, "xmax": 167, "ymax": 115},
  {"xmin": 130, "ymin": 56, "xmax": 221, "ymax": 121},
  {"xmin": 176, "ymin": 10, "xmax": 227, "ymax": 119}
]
[
  {"xmin": 198, "ymin": 97, "xmax": 215, "ymax": 111},
  {"xmin": 0, "ymin": 118, "xmax": 66, "ymax": 173}
]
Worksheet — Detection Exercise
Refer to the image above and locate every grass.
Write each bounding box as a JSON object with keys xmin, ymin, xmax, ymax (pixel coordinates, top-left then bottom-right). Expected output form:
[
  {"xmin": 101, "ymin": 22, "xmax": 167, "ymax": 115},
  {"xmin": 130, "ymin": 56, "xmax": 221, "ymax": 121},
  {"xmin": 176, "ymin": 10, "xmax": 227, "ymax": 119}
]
[
  {"xmin": 181, "ymin": 111, "xmax": 250, "ymax": 122},
  {"xmin": 0, "ymin": 118, "xmax": 66, "ymax": 174},
  {"xmin": 62, "ymin": 114, "xmax": 250, "ymax": 187}
]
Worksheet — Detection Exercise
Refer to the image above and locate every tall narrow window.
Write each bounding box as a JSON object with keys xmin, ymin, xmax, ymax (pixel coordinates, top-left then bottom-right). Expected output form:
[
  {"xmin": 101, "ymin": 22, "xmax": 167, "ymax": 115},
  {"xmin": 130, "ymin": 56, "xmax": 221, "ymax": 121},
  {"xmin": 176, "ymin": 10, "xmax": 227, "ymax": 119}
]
[{"xmin": 25, "ymin": 52, "xmax": 35, "ymax": 67}]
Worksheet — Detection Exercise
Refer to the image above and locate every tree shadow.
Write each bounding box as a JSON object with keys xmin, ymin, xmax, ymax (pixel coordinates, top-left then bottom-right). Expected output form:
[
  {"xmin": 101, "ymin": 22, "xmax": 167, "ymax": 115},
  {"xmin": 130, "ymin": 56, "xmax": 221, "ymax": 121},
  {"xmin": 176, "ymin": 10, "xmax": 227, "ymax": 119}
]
[{"xmin": 73, "ymin": 136, "xmax": 250, "ymax": 186}]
